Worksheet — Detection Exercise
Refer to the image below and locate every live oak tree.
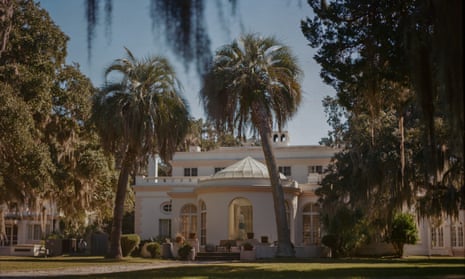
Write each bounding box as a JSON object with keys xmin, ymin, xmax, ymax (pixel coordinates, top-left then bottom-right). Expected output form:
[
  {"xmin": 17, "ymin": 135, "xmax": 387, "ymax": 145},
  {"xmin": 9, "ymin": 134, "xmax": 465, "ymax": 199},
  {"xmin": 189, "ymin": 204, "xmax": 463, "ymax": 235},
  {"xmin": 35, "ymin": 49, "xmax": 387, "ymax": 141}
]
[
  {"xmin": 93, "ymin": 48, "xmax": 190, "ymax": 259},
  {"xmin": 303, "ymin": 0, "xmax": 463, "ymax": 220},
  {"xmin": 47, "ymin": 65, "xmax": 116, "ymax": 234},
  {"xmin": 201, "ymin": 33, "xmax": 302, "ymax": 257},
  {"xmin": 304, "ymin": 0, "xmax": 463, "ymax": 255},
  {"xmin": 0, "ymin": 0, "xmax": 115, "ymax": 239}
]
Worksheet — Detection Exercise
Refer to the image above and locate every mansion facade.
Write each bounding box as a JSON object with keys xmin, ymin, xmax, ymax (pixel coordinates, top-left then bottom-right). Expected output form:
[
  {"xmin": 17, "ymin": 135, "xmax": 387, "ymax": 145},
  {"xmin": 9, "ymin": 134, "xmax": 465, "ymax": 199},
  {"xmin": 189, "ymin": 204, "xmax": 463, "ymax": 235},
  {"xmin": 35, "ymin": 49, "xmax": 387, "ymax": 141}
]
[{"xmin": 133, "ymin": 132, "xmax": 465, "ymax": 258}]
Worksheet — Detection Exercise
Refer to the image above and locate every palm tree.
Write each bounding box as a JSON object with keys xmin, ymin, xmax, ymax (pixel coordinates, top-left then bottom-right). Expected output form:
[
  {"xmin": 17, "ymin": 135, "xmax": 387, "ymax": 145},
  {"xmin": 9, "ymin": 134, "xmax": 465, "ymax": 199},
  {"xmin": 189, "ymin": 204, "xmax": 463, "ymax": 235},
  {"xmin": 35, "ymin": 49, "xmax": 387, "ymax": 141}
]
[
  {"xmin": 200, "ymin": 33, "xmax": 302, "ymax": 257},
  {"xmin": 93, "ymin": 48, "xmax": 190, "ymax": 259}
]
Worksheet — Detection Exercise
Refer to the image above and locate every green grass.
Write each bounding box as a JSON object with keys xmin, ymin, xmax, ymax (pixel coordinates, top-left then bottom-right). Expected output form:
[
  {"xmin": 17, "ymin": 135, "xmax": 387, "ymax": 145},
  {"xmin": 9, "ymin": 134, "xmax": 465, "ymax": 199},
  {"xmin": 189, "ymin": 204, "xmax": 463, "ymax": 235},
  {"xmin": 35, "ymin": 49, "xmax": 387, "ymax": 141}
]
[{"xmin": 1, "ymin": 256, "xmax": 464, "ymax": 278}]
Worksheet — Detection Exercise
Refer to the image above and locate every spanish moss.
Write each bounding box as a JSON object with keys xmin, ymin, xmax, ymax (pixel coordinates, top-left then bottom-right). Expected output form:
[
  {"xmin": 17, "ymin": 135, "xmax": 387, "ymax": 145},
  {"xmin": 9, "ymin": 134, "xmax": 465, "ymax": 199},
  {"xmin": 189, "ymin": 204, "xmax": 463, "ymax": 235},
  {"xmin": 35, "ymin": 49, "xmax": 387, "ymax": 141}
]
[
  {"xmin": 104, "ymin": 0, "xmax": 112, "ymax": 44},
  {"xmin": 85, "ymin": 0, "xmax": 98, "ymax": 63},
  {"xmin": 150, "ymin": 0, "xmax": 211, "ymax": 75},
  {"xmin": 85, "ymin": 0, "xmax": 238, "ymax": 77}
]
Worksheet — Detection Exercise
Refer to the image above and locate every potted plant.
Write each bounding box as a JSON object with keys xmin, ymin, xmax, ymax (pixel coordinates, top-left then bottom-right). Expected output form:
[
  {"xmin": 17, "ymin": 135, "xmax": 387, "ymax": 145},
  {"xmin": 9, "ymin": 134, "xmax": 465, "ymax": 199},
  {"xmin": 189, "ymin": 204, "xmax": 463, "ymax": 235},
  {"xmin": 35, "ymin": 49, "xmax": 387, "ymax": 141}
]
[
  {"xmin": 175, "ymin": 234, "xmax": 185, "ymax": 244},
  {"xmin": 243, "ymin": 242, "xmax": 254, "ymax": 251},
  {"xmin": 171, "ymin": 233, "xmax": 185, "ymax": 258}
]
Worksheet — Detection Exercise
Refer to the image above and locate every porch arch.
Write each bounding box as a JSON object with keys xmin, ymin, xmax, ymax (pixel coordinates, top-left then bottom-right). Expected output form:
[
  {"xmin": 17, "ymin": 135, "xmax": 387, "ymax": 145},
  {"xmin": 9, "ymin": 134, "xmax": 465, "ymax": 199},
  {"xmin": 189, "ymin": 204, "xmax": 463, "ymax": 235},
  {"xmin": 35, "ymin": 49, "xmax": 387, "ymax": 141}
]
[{"xmin": 228, "ymin": 197, "xmax": 253, "ymax": 240}]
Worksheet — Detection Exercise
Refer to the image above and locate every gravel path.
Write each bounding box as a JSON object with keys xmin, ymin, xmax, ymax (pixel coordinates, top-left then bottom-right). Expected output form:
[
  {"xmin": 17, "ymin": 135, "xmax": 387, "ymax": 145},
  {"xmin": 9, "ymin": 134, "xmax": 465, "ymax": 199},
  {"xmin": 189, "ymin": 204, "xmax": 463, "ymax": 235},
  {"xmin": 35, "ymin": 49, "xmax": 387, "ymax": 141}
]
[{"xmin": 0, "ymin": 261, "xmax": 200, "ymax": 278}]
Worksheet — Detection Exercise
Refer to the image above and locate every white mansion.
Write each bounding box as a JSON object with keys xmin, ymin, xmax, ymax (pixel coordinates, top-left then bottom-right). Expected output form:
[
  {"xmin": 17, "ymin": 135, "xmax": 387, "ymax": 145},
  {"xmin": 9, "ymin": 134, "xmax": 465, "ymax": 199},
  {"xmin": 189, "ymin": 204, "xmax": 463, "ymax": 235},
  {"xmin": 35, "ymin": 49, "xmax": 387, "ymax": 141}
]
[{"xmin": 133, "ymin": 132, "xmax": 465, "ymax": 258}]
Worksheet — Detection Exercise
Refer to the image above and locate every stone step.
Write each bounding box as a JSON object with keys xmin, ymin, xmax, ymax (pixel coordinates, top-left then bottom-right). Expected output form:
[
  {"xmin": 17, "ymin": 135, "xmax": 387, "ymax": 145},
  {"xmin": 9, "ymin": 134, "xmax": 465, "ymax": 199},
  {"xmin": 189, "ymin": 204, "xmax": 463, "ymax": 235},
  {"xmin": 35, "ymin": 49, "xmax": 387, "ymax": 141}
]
[{"xmin": 195, "ymin": 252, "xmax": 240, "ymax": 261}]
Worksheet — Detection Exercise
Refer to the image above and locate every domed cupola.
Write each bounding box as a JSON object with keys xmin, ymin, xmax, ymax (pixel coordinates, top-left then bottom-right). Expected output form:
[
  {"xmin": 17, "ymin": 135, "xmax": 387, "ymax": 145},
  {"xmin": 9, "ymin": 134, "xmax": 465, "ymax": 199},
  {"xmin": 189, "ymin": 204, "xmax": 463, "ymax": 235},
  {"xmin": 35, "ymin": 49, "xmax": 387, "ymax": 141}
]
[{"xmin": 198, "ymin": 156, "xmax": 290, "ymax": 187}]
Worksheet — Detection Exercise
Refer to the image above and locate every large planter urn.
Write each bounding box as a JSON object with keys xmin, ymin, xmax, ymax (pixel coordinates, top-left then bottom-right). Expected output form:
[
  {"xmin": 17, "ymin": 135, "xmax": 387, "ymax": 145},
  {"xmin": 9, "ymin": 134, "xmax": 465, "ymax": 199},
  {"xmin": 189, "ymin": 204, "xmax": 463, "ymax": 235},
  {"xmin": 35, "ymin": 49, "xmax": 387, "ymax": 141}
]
[{"xmin": 240, "ymin": 249, "xmax": 256, "ymax": 261}]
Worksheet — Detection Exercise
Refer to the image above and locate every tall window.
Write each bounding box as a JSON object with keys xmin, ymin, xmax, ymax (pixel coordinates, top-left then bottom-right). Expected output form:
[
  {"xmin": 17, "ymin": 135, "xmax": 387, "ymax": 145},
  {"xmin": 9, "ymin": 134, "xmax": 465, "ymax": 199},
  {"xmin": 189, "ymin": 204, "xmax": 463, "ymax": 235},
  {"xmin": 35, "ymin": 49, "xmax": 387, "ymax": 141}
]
[
  {"xmin": 229, "ymin": 198, "xmax": 253, "ymax": 240},
  {"xmin": 4, "ymin": 224, "xmax": 18, "ymax": 246},
  {"xmin": 431, "ymin": 226, "xmax": 444, "ymax": 247},
  {"xmin": 451, "ymin": 224, "xmax": 464, "ymax": 248},
  {"xmin": 279, "ymin": 166, "xmax": 291, "ymax": 176},
  {"xmin": 199, "ymin": 200, "xmax": 207, "ymax": 245},
  {"xmin": 27, "ymin": 224, "xmax": 50, "ymax": 241},
  {"xmin": 159, "ymin": 219, "xmax": 171, "ymax": 239},
  {"xmin": 180, "ymin": 204, "xmax": 197, "ymax": 238},
  {"xmin": 184, "ymin": 168, "xmax": 198, "ymax": 176},
  {"xmin": 302, "ymin": 203, "xmax": 320, "ymax": 245}
]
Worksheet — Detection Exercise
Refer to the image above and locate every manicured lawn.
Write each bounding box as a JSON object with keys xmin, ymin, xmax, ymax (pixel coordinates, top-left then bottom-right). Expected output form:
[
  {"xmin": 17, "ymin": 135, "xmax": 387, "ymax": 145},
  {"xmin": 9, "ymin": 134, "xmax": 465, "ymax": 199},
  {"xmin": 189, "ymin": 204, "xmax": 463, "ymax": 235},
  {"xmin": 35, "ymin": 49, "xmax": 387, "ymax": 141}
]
[{"xmin": 1, "ymin": 256, "xmax": 464, "ymax": 278}]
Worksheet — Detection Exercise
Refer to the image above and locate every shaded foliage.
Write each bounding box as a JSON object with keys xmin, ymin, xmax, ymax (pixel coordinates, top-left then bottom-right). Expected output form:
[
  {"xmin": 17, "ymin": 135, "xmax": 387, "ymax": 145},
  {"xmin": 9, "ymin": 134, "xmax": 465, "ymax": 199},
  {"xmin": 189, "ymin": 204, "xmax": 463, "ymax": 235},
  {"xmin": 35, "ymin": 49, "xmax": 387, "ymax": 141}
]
[
  {"xmin": 388, "ymin": 213, "xmax": 418, "ymax": 257},
  {"xmin": 303, "ymin": 0, "xmax": 463, "ymax": 223},
  {"xmin": 0, "ymin": 0, "xmax": 116, "ymax": 236}
]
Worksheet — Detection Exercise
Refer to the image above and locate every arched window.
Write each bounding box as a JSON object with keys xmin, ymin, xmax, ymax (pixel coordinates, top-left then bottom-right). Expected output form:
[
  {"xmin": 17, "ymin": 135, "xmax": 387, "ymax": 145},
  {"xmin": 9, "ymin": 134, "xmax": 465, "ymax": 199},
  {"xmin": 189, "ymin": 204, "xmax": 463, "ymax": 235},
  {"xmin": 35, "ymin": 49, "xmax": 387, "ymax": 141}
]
[
  {"xmin": 199, "ymin": 200, "xmax": 207, "ymax": 245},
  {"xmin": 229, "ymin": 198, "xmax": 253, "ymax": 240},
  {"xmin": 451, "ymin": 223, "xmax": 464, "ymax": 248},
  {"xmin": 180, "ymin": 204, "xmax": 197, "ymax": 239},
  {"xmin": 302, "ymin": 203, "xmax": 320, "ymax": 245},
  {"xmin": 432, "ymin": 226, "xmax": 444, "ymax": 247}
]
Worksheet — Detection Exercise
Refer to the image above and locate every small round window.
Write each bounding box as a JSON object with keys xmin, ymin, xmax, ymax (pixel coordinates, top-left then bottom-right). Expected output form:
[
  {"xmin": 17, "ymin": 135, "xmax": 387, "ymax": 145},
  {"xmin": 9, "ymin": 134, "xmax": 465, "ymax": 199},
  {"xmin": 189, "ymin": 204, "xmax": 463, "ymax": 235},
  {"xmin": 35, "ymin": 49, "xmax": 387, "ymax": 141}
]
[{"xmin": 160, "ymin": 201, "xmax": 172, "ymax": 214}]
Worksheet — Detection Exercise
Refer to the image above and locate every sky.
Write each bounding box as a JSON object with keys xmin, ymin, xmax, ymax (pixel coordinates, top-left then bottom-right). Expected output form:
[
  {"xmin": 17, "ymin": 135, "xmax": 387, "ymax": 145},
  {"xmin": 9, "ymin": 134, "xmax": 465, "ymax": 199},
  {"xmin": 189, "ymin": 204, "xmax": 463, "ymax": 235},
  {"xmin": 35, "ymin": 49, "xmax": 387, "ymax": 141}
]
[{"xmin": 38, "ymin": 0, "xmax": 335, "ymax": 146}]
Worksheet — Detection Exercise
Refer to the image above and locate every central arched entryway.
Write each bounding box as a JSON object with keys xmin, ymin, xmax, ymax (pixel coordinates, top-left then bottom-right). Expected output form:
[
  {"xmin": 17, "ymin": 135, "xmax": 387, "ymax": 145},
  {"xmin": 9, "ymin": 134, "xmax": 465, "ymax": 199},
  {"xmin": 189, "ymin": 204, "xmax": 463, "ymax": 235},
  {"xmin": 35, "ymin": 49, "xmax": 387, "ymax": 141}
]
[{"xmin": 229, "ymin": 197, "xmax": 253, "ymax": 240}]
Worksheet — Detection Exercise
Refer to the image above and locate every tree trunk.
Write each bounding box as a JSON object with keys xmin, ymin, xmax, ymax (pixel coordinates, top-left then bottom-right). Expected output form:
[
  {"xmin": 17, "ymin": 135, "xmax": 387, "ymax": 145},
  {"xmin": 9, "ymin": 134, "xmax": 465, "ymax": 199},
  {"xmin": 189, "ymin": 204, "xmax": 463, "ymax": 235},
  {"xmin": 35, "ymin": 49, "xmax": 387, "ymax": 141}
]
[
  {"xmin": 0, "ymin": 207, "xmax": 6, "ymax": 246},
  {"xmin": 399, "ymin": 114, "xmax": 405, "ymax": 189},
  {"xmin": 108, "ymin": 152, "xmax": 132, "ymax": 259},
  {"xmin": 253, "ymin": 105, "xmax": 295, "ymax": 257},
  {"xmin": 0, "ymin": 0, "xmax": 14, "ymax": 58}
]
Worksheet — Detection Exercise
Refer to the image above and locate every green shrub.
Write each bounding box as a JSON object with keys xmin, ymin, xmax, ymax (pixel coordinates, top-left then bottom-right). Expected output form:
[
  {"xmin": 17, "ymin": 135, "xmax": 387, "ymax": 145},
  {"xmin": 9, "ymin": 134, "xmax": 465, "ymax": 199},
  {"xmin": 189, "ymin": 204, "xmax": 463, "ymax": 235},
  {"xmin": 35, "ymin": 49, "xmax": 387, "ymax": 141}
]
[
  {"xmin": 121, "ymin": 234, "xmax": 141, "ymax": 257},
  {"xmin": 320, "ymin": 207, "xmax": 368, "ymax": 257},
  {"xmin": 388, "ymin": 213, "xmax": 418, "ymax": 257},
  {"xmin": 178, "ymin": 243, "xmax": 193, "ymax": 260},
  {"xmin": 146, "ymin": 242, "xmax": 161, "ymax": 258},
  {"xmin": 321, "ymin": 234, "xmax": 338, "ymax": 251}
]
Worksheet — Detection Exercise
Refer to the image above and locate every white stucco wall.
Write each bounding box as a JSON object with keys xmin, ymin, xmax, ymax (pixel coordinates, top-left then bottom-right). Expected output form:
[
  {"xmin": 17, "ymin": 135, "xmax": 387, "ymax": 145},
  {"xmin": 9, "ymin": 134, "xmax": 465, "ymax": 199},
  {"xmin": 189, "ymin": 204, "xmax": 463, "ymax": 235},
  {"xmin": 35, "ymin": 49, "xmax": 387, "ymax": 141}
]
[{"xmin": 135, "ymin": 191, "xmax": 171, "ymax": 240}]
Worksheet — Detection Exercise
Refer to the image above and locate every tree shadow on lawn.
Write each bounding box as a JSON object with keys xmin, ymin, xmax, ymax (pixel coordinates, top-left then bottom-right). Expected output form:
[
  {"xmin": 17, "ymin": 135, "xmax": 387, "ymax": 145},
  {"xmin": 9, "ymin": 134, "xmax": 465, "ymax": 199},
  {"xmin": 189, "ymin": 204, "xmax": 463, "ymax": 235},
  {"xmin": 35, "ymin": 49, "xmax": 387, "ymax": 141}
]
[{"xmin": 60, "ymin": 260, "xmax": 465, "ymax": 279}]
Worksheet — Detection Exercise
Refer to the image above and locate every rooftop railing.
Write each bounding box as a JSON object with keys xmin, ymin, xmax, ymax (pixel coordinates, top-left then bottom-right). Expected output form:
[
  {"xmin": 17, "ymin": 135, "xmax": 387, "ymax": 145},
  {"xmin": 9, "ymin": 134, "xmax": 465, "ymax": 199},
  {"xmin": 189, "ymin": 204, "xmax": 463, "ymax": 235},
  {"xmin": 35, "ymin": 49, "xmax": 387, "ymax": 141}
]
[{"xmin": 135, "ymin": 176, "xmax": 209, "ymax": 186}]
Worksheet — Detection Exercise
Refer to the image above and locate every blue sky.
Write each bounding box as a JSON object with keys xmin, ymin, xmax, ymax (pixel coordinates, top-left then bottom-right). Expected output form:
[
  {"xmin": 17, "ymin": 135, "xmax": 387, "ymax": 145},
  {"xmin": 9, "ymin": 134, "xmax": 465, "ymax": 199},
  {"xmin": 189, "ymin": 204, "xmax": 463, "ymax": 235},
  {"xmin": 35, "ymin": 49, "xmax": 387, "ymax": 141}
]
[{"xmin": 39, "ymin": 0, "xmax": 335, "ymax": 145}]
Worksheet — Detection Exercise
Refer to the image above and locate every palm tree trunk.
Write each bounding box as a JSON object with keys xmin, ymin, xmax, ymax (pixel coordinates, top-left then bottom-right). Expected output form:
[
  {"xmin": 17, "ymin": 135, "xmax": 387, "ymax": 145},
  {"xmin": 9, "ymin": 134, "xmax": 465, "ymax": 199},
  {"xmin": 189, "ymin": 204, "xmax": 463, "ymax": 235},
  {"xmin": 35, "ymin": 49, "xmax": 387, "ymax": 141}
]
[
  {"xmin": 108, "ymin": 152, "xmax": 132, "ymax": 259},
  {"xmin": 254, "ymin": 106, "xmax": 295, "ymax": 257}
]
